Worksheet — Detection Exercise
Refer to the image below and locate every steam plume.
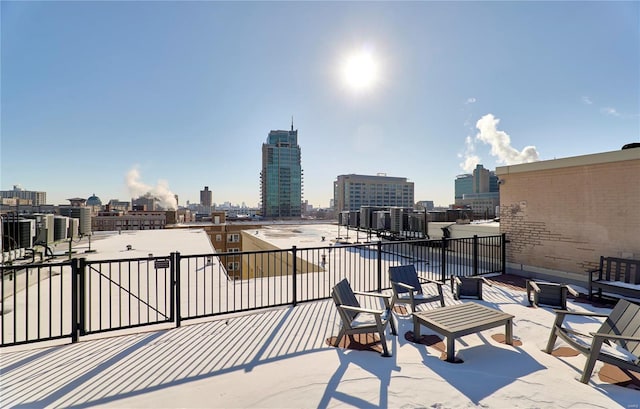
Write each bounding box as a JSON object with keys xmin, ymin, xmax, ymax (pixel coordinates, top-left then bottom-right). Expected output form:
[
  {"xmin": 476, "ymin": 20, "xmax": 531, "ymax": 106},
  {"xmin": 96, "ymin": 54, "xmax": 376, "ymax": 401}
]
[
  {"xmin": 126, "ymin": 167, "xmax": 178, "ymax": 210},
  {"xmin": 460, "ymin": 114, "xmax": 539, "ymax": 172}
]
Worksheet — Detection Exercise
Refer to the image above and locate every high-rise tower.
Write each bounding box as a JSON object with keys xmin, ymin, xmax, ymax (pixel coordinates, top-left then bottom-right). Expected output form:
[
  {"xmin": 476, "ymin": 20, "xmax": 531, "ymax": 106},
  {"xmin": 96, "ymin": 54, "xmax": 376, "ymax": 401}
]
[
  {"xmin": 260, "ymin": 121, "xmax": 302, "ymax": 218},
  {"xmin": 200, "ymin": 186, "xmax": 213, "ymax": 207}
]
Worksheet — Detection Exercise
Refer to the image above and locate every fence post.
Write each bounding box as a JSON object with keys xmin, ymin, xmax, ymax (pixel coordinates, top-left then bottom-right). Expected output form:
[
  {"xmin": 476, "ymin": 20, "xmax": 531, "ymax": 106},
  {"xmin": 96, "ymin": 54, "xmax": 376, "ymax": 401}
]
[
  {"xmin": 441, "ymin": 237, "xmax": 447, "ymax": 282},
  {"xmin": 292, "ymin": 246, "xmax": 297, "ymax": 307},
  {"xmin": 473, "ymin": 235, "xmax": 479, "ymax": 277},
  {"xmin": 79, "ymin": 257, "xmax": 87, "ymax": 338},
  {"xmin": 71, "ymin": 258, "xmax": 81, "ymax": 343},
  {"xmin": 377, "ymin": 241, "xmax": 383, "ymax": 293},
  {"xmin": 173, "ymin": 252, "xmax": 181, "ymax": 328},
  {"xmin": 501, "ymin": 233, "xmax": 507, "ymax": 274}
]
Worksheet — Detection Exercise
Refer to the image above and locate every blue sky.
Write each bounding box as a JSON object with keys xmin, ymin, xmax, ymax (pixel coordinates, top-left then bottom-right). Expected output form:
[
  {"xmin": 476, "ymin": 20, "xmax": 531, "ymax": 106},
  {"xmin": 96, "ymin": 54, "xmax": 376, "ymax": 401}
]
[{"xmin": 2, "ymin": 1, "xmax": 638, "ymax": 208}]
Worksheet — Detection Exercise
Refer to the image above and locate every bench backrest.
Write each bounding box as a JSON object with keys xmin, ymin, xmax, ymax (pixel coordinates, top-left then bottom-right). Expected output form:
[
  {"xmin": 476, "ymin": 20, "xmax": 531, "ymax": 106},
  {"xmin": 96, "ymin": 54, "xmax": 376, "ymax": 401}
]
[
  {"xmin": 600, "ymin": 299, "xmax": 640, "ymax": 357},
  {"xmin": 599, "ymin": 256, "xmax": 640, "ymax": 284},
  {"xmin": 389, "ymin": 265, "xmax": 423, "ymax": 295}
]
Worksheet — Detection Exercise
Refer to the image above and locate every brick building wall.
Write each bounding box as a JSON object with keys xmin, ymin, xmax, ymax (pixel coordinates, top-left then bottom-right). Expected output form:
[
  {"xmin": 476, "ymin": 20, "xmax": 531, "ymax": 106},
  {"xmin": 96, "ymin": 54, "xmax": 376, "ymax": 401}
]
[{"xmin": 497, "ymin": 148, "xmax": 640, "ymax": 281}]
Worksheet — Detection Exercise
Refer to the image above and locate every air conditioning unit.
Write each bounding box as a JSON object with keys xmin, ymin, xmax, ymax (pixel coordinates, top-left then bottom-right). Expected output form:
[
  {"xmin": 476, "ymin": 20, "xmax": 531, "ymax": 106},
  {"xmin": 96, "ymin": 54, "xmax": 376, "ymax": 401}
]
[
  {"xmin": 54, "ymin": 216, "xmax": 69, "ymax": 241},
  {"xmin": 18, "ymin": 219, "xmax": 35, "ymax": 249}
]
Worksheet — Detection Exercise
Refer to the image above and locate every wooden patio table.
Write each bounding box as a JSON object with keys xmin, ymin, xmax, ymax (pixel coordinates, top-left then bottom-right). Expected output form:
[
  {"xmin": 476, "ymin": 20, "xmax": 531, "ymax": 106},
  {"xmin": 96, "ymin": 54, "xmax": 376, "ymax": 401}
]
[{"xmin": 413, "ymin": 302, "xmax": 514, "ymax": 362}]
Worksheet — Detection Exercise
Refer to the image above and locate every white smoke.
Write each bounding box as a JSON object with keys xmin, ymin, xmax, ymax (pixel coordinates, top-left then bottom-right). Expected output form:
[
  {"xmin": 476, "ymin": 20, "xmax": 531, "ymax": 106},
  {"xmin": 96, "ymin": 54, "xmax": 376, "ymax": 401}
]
[
  {"xmin": 126, "ymin": 167, "xmax": 178, "ymax": 210},
  {"xmin": 473, "ymin": 114, "xmax": 539, "ymax": 166},
  {"xmin": 459, "ymin": 135, "xmax": 481, "ymax": 173}
]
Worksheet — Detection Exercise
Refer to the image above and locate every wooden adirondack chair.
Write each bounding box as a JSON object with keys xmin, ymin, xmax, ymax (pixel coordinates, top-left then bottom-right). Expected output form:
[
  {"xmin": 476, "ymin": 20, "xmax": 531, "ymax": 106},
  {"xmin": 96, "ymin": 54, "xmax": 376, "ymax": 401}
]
[
  {"xmin": 545, "ymin": 299, "xmax": 640, "ymax": 383},
  {"xmin": 527, "ymin": 280, "xmax": 578, "ymax": 309},
  {"xmin": 389, "ymin": 265, "xmax": 445, "ymax": 313},
  {"xmin": 451, "ymin": 276, "xmax": 492, "ymax": 300},
  {"xmin": 331, "ymin": 278, "xmax": 397, "ymax": 357}
]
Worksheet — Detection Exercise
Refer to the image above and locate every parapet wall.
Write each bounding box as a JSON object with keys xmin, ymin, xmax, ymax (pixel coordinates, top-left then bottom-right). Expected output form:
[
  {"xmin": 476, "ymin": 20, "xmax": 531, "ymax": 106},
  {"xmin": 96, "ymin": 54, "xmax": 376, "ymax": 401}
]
[{"xmin": 497, "ymin": 148, "xmax": 640, "ymax": 278}]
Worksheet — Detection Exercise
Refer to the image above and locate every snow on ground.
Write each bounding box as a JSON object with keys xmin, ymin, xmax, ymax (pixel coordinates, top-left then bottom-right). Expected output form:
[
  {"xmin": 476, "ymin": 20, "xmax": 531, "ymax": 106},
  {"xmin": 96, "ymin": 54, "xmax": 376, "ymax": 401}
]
[{"xmin": 1, "ymin": 282, "xmax": 639, "ymax": 408}]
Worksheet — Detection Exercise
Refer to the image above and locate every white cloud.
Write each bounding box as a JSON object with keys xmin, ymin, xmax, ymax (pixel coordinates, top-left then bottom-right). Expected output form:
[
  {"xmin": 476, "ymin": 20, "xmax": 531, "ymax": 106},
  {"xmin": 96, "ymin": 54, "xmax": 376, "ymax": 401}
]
[
  {"xmin": 465, "ymin": 97, "xmax": 477, "ymax": 104},
  {"xmin": 601, "ymin": 107, "xmax": 621, "ymax": 117},
  {"xmin": 581, "ymin": 96, "xmax": 593, "ymax": 105}
]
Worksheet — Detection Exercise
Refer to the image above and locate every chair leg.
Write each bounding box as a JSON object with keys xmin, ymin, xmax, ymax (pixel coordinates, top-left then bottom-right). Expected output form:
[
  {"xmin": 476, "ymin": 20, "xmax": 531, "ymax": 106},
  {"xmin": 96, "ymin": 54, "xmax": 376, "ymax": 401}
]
[
  {"xmin": 388, "ymin": 313, "xmax": 397, "ymax": 336},
  {"xmin": 580, "ymin": 338, "xmax": 604, "ymax": 384},
  {"xmin": 377, "ymin": 323, "xmax": 391, "ymax": 357},
  {"xmin": 437, "ymin": 286, "xmax": 445, "ymax": 307},
  {"xmin": 545, "ymin": 313, "xmax": 567, "ymax": 353},
  {"xmin": 544, "ymin": 328, "xmax": 558, "ymax": 354}
]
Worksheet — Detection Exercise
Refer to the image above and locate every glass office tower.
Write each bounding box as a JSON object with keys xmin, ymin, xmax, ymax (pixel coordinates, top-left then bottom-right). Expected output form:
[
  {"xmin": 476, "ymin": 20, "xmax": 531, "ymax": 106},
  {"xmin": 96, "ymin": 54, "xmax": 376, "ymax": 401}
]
[{"xmin": 260, "ymin": 124, "xmax": 302, "ymax": 218}]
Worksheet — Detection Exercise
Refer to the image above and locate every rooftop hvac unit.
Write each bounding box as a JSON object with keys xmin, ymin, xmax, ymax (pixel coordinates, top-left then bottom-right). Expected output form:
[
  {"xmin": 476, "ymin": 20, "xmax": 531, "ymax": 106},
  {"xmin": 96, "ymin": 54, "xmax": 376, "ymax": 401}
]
[
  {"xmin": 69, "ymin": 218, "xmax": 79, "ymax": 239},
  {"xmin": 374, "ymin": 211, "xmax": 390, "ymax": 230},
  {"xmin": 63, "ymin": 207, "xmax": 92, "ymax": 235},
  {"xmin": 18, "ymin": 219, "xmax": 35, "ymax": 248},
  {"xmin": 53, "ymin": 216, "xmax": 69, "ymax": 242},
  {"xmin": 390, "ymin": 207, "xmax": 403, "ymax": 233},
  {"xmin": 348, "ymin": 211, "xmax": 359, "ymax": 227},
  {"xmin": 42, "ymin": 214, "xmax": 55, "ymax": 243},
  {"xmin": 359, "ymin": 207, "xmax": 371, "ymax": 229}
]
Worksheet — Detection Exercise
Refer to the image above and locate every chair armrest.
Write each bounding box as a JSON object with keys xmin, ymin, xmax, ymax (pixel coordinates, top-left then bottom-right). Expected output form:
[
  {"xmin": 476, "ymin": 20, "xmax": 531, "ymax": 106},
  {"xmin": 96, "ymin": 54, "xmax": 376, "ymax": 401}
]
[
  {"xmin": 587, "ymin": 268, "xmax": 602, "ymax": 281},
  {"xmin": 452, "ymin": 276, "xmax": 461, "ymax": 286},
  {"xmin": 552, "ymin": 309, "xmax": 609, "ymax": 318},
  {"xmin": 590, "ymin": 332, "xmax": 640, "ymax": 343},
  {"xmin": 391, "ymin": 281, "xmax": 418, "ymax": 292},
  {"xmin": 567, "ymin": 286, "xmax": 579, "ymax": 297},
  {"xmin": 479, "ymin": 277, "xmax": 493, "ymax": 287},
  {"xmin": 529, "ymin": 281, "xmax": 541, "ymax": 293},
  {"xmin": 418, "ymin": 277, "xmax": 444, "ymax": 287},
  {"xmin": 340, "ymin": 304, "xmax": 384, "ymax": 316},
  {"xmin": 352, "ymin": 290, "xmax": 392, "ymax": 300}
]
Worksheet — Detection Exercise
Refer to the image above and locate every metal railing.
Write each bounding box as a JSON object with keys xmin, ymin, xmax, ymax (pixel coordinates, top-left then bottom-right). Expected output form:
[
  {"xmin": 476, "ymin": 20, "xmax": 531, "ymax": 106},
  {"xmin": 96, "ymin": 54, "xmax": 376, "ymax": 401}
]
[{"xmin": 0, "ymin": 234, "xmax": 505, "ymax": 347}]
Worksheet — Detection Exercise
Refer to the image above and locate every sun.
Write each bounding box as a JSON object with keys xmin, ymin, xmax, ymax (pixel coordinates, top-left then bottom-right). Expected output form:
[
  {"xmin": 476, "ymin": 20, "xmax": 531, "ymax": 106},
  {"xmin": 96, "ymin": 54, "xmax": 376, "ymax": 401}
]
[{"xmin": 342, "ymin": 50, "xmax": 378, "ymax": 91}]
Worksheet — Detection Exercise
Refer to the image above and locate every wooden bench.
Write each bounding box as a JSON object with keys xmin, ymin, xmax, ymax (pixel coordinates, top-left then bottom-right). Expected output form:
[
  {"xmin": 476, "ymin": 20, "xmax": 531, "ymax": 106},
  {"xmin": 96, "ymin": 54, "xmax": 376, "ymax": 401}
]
[{"xmin": 588, "ymin": 256, "xmax": 640, "ymax": 301}]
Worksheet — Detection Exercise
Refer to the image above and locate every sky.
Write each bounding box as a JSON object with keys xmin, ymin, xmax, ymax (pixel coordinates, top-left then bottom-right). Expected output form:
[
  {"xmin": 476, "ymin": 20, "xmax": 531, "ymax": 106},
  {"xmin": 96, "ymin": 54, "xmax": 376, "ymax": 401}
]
[{"xmin": 1, "ymin": 1, "xmax": 638, "ymax": 209}]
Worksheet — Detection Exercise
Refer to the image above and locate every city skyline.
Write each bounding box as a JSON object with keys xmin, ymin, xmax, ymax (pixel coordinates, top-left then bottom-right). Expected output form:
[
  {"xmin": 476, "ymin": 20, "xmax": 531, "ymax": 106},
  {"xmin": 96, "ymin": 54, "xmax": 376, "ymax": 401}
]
[{"xmin": 2, "ymin": 2, "xmax": 638, "ymax": 208}]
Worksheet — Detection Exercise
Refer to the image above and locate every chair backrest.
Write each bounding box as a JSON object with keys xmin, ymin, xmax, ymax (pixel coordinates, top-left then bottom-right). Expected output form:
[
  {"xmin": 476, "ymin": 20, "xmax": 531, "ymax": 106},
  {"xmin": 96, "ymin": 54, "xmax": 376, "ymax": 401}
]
[
  {"xmin": 332, "ymin": 279, "xmax": 360, "ymax": 322},
  {"xmin": 389, "ymin": 265, "xmax": 422, "ymax": 295},
  {"xmin": 599, "ymin": 299, "xmax": 640, "ymax": 356},
  {"xmin": 535, "ymin": 283, "xmax": 566, "ymax": 306},
  {"xmin": 458, "ymin": 276, "xmax": 482, "ymax": 298}
]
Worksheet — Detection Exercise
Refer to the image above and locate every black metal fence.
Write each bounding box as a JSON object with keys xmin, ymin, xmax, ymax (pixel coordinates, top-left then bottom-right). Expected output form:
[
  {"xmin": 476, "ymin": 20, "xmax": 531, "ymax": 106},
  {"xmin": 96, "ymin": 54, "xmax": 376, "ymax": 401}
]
[{"xmin": 0, "ymin": 234, "xmax": 505, "ymax": 347}]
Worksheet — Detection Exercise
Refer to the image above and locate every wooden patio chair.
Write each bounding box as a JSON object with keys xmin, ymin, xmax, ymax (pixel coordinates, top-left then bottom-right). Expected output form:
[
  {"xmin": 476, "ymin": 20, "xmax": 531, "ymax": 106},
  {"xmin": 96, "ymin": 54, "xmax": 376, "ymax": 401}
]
[
  {"xmin": 545, "ymin": 298, "xmax": 640, "ymax": 383},
  {"xmin": 451, "ymin": 275, "xmax": 492, "ymax": 300},
  {"xmin": 389, "ymin": 265, "xmax": 445, "ymax": 314},
  {"xmin": 331, "ymin": 278, "xmax": 398, "ymax": 357},
  {"xmin": 527, "ymin": 280, "xmax": 578, "ymax": 309}
]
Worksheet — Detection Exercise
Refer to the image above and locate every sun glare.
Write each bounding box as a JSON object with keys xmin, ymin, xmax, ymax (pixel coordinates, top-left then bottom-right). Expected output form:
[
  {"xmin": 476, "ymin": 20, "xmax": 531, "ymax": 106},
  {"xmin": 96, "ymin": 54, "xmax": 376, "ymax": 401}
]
[{"xmin": 342, "ymin": 51, "xmax": 378, "ymax": 91}]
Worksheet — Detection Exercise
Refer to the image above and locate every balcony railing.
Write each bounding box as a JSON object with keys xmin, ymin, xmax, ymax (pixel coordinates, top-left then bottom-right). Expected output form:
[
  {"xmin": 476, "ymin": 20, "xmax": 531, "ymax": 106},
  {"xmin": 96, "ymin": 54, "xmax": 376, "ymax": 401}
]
[{"xmin": 0, "ymin": 234, "xmax": 505, "ymax": 347}]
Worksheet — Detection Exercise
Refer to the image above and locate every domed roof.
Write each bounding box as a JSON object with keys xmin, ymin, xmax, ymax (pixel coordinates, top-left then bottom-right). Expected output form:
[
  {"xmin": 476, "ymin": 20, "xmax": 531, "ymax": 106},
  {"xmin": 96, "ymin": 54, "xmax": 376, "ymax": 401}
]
[{"xmin": 86, "ymin": 193, "xmax": 102, "ymax": 206}]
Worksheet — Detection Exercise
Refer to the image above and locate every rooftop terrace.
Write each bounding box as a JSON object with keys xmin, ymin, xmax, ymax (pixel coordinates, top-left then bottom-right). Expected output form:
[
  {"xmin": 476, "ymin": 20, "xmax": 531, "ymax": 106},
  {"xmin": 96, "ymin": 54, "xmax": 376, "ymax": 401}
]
[
  {"xmin": 1, "ymin": 227, "xmax": 639, "ymax": 408},
  {"xmin": 2, "ymin": 277, "xmax": 639, "ymax": 408}
]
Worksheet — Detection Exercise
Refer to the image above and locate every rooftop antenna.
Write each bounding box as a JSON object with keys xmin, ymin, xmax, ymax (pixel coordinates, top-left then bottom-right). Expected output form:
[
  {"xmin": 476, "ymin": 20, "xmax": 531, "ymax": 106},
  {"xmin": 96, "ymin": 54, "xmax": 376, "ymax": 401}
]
[{"xmin": 291, "ymin": 116, "xmax": 294, "ymax": 131}]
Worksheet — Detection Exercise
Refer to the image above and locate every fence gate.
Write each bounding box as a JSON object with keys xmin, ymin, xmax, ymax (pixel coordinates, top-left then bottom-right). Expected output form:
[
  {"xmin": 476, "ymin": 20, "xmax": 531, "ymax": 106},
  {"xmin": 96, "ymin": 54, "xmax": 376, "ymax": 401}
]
[{"xmin": 81, "ymin": 256, "xmax": 174, "ymax": 336}]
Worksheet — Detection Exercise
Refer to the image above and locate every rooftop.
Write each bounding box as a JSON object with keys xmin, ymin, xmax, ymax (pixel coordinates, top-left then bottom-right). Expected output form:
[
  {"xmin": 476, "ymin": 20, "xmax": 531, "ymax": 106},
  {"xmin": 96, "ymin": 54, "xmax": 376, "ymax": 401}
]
[
  {"xmin": 2, "ymin": 280, "xmax": 639, "ymax": 408},
  {"xmin": 2, "ymin": 228, "xmax": 639, "ymax": 408}
]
